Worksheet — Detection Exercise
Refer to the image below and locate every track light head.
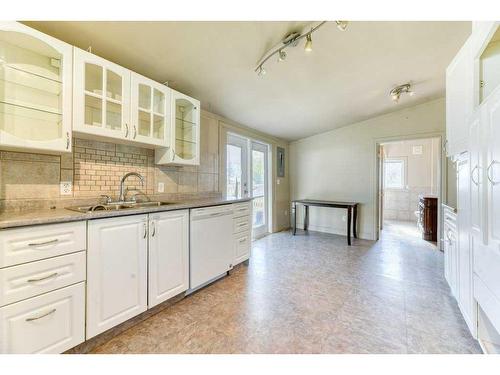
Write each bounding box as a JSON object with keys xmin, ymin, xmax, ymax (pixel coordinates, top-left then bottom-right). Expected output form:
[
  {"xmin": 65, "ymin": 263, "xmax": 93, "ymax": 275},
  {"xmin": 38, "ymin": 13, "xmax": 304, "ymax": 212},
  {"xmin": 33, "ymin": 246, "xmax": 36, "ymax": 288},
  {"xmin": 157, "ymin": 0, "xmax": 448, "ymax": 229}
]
[
  {"xmin": 304, "ymin": 34, "xmax": 313, "ymax": 52},
  {"xmin": 389, "ymin": 83, "xmax": 414, "ymax": 103},
  {"xmin": 278, "ymin": 49, "xmax": 287, "ymax": 62},
  {"xmin": 257, "ymin": 65, "xmax": 266, "ymax": 77},
  {"xmin": 335, "ymin": 21, "xmax": 349, "ymax": 31}
]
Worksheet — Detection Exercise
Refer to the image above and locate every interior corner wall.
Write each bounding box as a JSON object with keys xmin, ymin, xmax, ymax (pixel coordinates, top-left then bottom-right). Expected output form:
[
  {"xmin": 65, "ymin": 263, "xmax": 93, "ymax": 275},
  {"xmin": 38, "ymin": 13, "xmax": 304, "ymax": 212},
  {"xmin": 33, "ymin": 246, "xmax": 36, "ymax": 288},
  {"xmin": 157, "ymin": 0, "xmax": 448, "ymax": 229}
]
[{"xmin": 289, "ymin": 98, "xmax": 446, "ymax": 240}]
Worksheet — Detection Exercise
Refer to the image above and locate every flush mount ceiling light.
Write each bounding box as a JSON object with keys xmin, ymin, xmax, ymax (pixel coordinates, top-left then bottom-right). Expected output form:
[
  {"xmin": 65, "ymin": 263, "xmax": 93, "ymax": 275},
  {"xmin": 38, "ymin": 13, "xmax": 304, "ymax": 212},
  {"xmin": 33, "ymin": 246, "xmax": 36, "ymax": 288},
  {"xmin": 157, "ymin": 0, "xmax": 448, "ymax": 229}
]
[
  {"xmin": 389, "ymin": 83, "xmax": 415, "ymax": 103},
  {"xmin": 254, "ymin": 21, "xmax": 349, "ymax": 76}
]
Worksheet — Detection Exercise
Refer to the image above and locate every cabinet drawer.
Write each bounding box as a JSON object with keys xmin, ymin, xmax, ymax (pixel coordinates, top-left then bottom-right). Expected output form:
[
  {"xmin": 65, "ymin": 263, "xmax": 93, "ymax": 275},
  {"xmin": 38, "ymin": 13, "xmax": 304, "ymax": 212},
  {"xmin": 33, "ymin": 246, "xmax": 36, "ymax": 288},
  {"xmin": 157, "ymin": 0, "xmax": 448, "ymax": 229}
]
[
  {"xmin": 0, "ymin": 282, "xmax": 85, "ymax": 354},
  {"xmin": 233, "ymin": 202, "xmax": 251, "ymax": 218},
  {"xmin": 0, "ymin": 251, "xmax": 86, "ymax": 307},
  {"xmin": 0, "ymin": 221, "xmax": 86, "ymax": 268},
  {"xmin": 234, "ymin": 233, "xmax": 251, "ymax": 264},
  {"xmin": 234, "ymin": 215, "xmax": 250, "ymax": 234}
]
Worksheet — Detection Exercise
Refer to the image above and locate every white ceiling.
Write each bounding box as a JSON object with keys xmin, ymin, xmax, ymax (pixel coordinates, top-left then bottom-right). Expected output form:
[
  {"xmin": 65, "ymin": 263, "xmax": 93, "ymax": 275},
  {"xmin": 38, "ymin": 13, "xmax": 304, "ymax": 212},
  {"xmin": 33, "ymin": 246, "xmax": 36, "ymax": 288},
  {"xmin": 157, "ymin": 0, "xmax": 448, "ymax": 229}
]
[{"xmin": 25, "ymin": 21, "xmax": 470, "ymax": 141}]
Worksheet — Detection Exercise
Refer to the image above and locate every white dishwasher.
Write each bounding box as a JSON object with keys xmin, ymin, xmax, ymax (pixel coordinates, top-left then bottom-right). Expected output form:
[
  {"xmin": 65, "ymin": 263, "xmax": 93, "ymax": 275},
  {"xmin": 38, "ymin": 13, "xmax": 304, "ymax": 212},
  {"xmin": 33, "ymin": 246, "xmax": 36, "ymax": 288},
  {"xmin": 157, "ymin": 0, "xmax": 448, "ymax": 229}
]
[{"xmin": 190, "ymin": 204, "xmax": 234, "ymax": 290}]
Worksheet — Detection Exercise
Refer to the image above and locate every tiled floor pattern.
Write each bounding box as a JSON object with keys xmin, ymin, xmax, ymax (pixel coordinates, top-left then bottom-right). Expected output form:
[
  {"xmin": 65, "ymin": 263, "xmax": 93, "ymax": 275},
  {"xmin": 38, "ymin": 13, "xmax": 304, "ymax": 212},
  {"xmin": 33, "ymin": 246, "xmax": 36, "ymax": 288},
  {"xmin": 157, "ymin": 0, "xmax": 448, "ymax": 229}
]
[{"xmin": 90, "ymin": 221, "xmax": 481, "ymax": 354}]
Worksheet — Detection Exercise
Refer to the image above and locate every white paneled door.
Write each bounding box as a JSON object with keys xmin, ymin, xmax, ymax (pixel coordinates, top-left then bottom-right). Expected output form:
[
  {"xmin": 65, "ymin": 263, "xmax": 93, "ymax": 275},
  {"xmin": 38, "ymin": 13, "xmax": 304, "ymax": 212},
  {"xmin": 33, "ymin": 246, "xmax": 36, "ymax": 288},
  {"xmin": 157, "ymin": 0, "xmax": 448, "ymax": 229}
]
[{"xmin": 86, "ymin": 215, "xmax": 148, "ymax": 339}]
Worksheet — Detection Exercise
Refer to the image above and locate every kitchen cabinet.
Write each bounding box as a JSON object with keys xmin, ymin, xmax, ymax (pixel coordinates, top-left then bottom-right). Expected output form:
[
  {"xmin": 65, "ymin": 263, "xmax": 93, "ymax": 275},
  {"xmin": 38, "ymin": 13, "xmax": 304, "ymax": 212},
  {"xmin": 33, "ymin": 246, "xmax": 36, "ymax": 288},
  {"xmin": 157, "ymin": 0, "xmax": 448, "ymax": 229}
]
[
  {"xmin": 148, "ymin": 210, "xmax": 189, "ymax": 308},
  {"xmin": 456, "ymin": 153, "xmax": 476, "ymax": 335},
  {"xmin": 73, "ymin": 47, "xmax": 131, "ymax": 142},
  {"xmin": 130, "ymin": 72, "xmax": 171, "ymax": 147},
  {"xmin": 155, "ymin": 89, "xmax": 200, "ymax": 165},
  {"xmin": 0, "ymin": 22, "xmax": 73, "ymax": 153},
  {"xmin": 469, "ymin": 110, "xmax": 485, "ymax": 242},
  {"xmin": 86, "ymin": 215, "xmax": 148, "ymax": 339},
  {"xmin": 443, "ymin": 206, "xmax": 458, "ymax": 298},
  {"xmin": 445, "ymin": 37, "xmax": 473, "ymax": 156},
  {"xmin": 0, "ymin": 282, "xmax": 85, "ymax": 354}
]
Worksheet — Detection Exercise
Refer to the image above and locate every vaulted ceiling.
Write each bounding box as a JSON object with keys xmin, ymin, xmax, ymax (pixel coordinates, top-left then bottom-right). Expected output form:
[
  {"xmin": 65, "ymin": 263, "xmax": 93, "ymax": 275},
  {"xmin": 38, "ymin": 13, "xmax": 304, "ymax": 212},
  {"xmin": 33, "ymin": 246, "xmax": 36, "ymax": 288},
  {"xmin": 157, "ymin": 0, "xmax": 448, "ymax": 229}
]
[{"xmin": 25, "ymin": 21, "xmax": 470, "ymax": 141}]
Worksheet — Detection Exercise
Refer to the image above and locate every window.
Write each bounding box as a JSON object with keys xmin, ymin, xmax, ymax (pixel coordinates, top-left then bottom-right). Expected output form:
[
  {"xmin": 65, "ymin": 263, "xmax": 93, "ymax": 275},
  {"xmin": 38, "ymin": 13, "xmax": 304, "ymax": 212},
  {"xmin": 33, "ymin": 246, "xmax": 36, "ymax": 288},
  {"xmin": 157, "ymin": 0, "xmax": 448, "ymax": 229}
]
[{"xmin": 384, "ymin": 159, "xmax": 406, "ymax": 189}]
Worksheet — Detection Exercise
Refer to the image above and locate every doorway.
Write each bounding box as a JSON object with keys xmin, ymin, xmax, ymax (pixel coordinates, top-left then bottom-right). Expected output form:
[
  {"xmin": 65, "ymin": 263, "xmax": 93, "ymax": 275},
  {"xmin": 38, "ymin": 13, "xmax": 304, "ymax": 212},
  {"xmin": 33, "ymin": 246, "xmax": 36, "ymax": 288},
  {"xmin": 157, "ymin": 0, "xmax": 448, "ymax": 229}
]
[
  {"xmin": 226, "ymin": 133, "xmax": 270, "ymax": 238},
  {"xmin": 376, "ymin": 137, "xmax": 442, "ymax": 247}
]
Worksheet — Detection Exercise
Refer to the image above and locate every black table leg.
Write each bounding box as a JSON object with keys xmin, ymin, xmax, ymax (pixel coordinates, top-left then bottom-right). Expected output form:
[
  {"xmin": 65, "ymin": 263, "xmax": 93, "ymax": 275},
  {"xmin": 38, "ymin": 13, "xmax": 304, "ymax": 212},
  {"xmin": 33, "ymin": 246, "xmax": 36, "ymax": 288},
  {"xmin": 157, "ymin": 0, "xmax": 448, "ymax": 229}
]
[
  {"xmin": 292, "ymin": 202, "xmax": 297, "ymax": 235},
  {"xmin": 304, "ymin": 205, "xmax": 309, "ymax": 231},
  {"xmin": 353, "ymin": 204, "xmax": 358, "ymax": 239},
  {"xmin": 347, "ymin": 206, "xmax": 352, "ymax": 246}
]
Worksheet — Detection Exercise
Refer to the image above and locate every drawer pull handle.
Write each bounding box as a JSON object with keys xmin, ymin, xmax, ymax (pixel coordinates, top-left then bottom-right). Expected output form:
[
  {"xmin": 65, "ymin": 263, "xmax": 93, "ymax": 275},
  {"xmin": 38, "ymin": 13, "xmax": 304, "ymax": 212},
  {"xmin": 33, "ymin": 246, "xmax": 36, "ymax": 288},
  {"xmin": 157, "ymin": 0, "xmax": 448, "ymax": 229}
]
[
  {"xmin": 28, "ymin": 239, "xmax": 59, "ymax": 247},
  {"xmin": 238, "ymin": 238, "xmax": 247, "ymax": 243},
  {"xmin": 27, "ymin": 272, "xmax": 59, "ymax": 283},
  {"xmin": 25, "ymin": 308, "xmax": 56, "ymax": 322},
  {"xmin": 237, "ymin": 222, "xmax": 247, "ymax": 227}
]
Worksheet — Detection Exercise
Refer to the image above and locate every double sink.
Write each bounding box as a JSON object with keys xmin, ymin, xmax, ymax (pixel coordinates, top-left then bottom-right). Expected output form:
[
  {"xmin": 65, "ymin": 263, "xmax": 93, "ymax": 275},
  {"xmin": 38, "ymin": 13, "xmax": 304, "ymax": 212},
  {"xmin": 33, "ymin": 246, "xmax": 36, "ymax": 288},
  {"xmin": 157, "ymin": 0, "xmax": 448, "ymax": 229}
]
[{"xmin": 66, "ymin": 201, "xmax": 175, "ymax": 213}]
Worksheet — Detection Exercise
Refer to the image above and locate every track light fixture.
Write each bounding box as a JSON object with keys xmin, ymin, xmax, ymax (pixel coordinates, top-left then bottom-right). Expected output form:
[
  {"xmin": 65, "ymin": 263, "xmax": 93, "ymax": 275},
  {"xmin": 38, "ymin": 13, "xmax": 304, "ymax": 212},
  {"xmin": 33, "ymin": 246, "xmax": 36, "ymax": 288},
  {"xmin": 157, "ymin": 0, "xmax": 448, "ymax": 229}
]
[
  {"xmin": 254, "ymin": 21, "xmax": 349, "ymax": 76},
  {"xmin": 389, "ymin": 83, "xmax": 415, "ymax": 103}
]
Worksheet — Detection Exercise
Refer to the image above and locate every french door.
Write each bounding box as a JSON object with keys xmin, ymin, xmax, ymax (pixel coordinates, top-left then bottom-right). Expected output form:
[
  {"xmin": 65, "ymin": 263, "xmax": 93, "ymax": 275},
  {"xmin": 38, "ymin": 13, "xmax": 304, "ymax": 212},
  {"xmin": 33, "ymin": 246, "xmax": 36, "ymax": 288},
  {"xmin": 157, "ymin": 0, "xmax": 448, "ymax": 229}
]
[{"xmin": 226, "ymin": 134, "xmax": 269, "ymax": 238}]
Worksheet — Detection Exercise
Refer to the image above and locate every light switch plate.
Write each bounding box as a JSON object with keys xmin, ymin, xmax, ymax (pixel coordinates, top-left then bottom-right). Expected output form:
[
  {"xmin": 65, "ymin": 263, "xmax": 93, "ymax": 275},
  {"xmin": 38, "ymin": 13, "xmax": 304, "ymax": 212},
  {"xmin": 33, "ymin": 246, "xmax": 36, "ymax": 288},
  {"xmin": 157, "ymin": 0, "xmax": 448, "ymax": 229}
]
[
  {"xmin": 60, "ymin": 181, "xmax": 72, "ymax": 195},
  {"xmin": 158, "ymin": 182, "xmax": 165, "ymax": 193}
]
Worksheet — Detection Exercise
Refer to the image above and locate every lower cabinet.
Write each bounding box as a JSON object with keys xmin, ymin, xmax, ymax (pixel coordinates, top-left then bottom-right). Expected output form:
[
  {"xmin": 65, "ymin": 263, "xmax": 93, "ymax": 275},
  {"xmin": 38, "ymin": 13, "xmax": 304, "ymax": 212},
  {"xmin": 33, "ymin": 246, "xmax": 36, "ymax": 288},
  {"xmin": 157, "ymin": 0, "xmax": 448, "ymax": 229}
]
[
  {"xmin": 444, "ymin": 215, "xmax": 458, "ymax": 298},
  {"xmin": 233, "ymin": 202, "xmax": 252, "ymax": 266},
  {"xmin": 0, "ymin": 282, "xmax": 85, "ymax": 354},
  {"xmin": 148, "ymin": 210, "xmax": 189, "ymax": 308},
  {"xmin": 86, "ymin": 215, "xmax": 148, "ymax": 339}
]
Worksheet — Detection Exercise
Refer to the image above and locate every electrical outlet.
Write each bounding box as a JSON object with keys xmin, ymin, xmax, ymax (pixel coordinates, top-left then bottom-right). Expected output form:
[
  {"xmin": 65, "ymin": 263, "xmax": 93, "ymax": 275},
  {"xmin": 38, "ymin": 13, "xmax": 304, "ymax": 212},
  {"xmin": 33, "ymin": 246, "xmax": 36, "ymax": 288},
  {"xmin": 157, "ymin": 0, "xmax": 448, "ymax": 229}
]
[
  {"xmin": 342, "ymin": 215, "xmax": 347, "ymax": 222},
  {"xmin": 277, "ymin": 178, "xmax": 281, "ymax": 185},
  {"xmin": 60, "ymin": 181, "xmax": 72, "ymax": 195},
  {"xmin": 158, "ymin": 182, "xmax": 165, "ymax": 193}
]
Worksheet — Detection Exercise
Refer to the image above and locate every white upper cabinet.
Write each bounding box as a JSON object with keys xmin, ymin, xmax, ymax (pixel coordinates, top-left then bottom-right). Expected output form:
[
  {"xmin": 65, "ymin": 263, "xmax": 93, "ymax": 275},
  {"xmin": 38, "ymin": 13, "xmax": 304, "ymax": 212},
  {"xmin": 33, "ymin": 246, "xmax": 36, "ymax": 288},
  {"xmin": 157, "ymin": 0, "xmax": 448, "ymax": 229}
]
[
  {"xmin": 0, "ymin": 22, "xmax": 73, "ymax": 153},
  {"xmin": 156, "ymin": 89, "xmax": 200, "ymax": 165},
  {"xmin": 73, "ymin": 47, "xmax": 131, "ymax": 142},
  {"xmin": 469, "ymin": 110, "xmax": 486, "ymax": 243},
  {"xmin": 130, "ymin": 72, "xmax": 171, "ymax": 147},
  {"xmin": 445, "ymin": 37, "xmax": 473, "ymax": 156}
]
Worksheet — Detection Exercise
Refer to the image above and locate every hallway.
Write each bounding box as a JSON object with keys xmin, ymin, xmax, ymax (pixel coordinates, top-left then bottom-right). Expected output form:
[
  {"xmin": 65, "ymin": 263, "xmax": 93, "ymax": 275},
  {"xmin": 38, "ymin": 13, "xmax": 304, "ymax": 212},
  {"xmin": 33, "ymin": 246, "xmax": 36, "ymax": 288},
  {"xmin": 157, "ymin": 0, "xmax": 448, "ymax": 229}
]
[{"xmin": 89, "ymin": 228, "xmax": 481, "ymax": 354}]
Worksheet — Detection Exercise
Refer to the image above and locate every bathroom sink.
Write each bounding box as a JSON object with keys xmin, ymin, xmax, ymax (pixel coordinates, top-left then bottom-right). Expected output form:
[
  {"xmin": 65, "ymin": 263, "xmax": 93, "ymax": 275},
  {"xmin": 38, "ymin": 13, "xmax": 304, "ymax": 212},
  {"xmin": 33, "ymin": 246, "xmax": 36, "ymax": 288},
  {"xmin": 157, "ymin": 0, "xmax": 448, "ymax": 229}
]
[{"xmin": 65, "ymin": 201, "xmax": 176, "ymax": 213}]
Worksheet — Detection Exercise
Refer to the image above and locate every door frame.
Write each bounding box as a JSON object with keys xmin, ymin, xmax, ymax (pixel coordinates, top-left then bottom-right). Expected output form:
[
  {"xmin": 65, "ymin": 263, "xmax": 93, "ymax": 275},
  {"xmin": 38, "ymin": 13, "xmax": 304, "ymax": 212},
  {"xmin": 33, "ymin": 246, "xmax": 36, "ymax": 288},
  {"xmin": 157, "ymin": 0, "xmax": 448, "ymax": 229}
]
[{"xmin": 373, "ymin": 132, "xmax": 445, "ymax": 249}]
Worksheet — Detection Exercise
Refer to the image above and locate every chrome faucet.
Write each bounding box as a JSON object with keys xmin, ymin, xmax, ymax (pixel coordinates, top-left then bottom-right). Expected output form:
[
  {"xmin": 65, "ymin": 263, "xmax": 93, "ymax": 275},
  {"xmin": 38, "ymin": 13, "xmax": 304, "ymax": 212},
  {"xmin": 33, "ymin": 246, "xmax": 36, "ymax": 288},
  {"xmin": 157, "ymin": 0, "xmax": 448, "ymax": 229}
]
[{"xmin": 119, "ymin": 172, "xmax": 145, "ymax": 202}]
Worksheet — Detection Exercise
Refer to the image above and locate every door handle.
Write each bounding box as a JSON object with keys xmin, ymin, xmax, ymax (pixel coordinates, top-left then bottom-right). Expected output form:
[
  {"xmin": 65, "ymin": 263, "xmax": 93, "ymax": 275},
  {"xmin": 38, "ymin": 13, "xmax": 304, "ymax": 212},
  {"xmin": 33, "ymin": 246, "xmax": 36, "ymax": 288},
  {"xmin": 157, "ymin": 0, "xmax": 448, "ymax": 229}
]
[
  {"xmin": 125, "ymin": 123, "xmax": 129, "ymax": 138},
  {"xmin": 25, "ymin": 308, "xmax": 56, "ymax": 322},
  {"xmin": 151, "ymin": 221, "xmax": 156, "ymax": 237},
  {"xmin": 27, "ymin": 272, "xmax": 59, "ymax": 283},
  {"xmin": 143, "ymin": 223, "xmax": 147, "ymax": 239},
  {"xmin": 133, "ymin": 125, "xmax": 137, "ymax": 139},
  {"xmin": 471, "ymin": 165, "xmax": 480, "ymax": 186},
  {"xmin": 487, "ymin": 160, "xmax": 500, "ymax": 185}
]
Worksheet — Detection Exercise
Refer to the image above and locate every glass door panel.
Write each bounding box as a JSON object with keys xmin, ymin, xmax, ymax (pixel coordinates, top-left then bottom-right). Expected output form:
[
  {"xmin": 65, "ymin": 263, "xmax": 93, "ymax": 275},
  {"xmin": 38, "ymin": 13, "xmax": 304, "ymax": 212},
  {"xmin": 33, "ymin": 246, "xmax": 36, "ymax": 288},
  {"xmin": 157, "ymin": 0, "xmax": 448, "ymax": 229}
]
[
  {"xmin": 174, "ymin": 97, "xmax": 197, "ymax": 161},
  {"xmin": 105, "ymin": 101, "xmax": 121, "ymax": 130},
  {"xmin": 138, "ymin": 110, "xmax": 150, "ymax": 136},
  {"xmin": 138, "ymin": 84, "xmax": 151, "ymax": 110},
  {"xmin": 153, "ymin": 89, "xmax": 165, "ymax": 114},
  {"xmin": 0, "ymin": 32, "xmax": 64, "ymax": 143},
  {"xmin": 153, "ymin": 114, "xmax": 164, "ymax": 140},
  {"xmin": 85, "ymin": 95, "xmax": 102, "ymax": 126},
  {"xmin": 106, "ymin": 70, "xmax": 122, "ymax": 100},
  {"xmin": 85, "ymin": 63, "xmax": 102, "ymax": 94},
  {"xmin": 251, "ymin": 142, "xmax": 268, "ymax": 236},
  {"xmin": 226, "ymin": 134, "xmax": 248, "ymax": 200}
]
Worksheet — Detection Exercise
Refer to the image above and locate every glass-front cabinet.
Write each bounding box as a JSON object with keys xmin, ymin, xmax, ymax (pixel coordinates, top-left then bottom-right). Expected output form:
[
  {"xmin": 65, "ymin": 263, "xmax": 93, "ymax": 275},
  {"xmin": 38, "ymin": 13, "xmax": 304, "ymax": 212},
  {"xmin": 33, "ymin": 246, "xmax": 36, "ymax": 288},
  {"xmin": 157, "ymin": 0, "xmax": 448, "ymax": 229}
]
[
  {"xmin": 73, "ymin": 47, "xmax": 130, "ymax": 141},
  {"xmin": 479, "ymin": 24, "xmax": 500, "ymax": 104},
  {"xmin": 130, "ymin": 73, "xmax": 171, "ymax": 147},
  {"xmin": 0, "ymin": 22, "xmax": 73, "ymax": 153},
  {"xmin": 155, "ymin": 89, "xmax": 200, "ymax": 165}
]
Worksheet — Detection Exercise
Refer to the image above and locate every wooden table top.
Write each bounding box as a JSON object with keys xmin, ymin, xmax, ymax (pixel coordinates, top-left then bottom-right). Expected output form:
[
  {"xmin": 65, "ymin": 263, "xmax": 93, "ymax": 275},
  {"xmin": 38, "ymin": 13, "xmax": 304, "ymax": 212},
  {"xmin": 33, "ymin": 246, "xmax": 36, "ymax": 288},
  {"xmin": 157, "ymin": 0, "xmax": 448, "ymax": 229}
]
[{"xmin": 292, "ymin": 199, "xmax": 358, "ymax": 207}]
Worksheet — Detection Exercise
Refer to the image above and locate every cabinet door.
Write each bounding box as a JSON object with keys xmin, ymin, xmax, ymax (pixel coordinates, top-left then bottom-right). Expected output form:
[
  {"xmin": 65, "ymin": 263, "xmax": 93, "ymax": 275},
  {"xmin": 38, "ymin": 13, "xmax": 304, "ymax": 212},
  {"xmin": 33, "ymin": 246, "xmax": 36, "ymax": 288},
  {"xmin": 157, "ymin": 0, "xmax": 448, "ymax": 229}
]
[
  {"xmin": 484, "ymin": 86, "xmax": 500, "ymax": 251},
  {"xmin": 171, "ymin": 89, "xmax": 200, "ymax": 165},
  {"xmin": 86, "ymin": 215, "xmax": 148, "ymax": 339},
  {"xmin": 73, "ymin": 47, "xmax": 130, "ymax": 141},
  {"xmin": 456, "ymin": 154, "xmax": 476, "ymax": 333},
  {"xmin": 130, "ymin": 73, "xmax": 171, "ymax": 147},
  {"xmin": 446, "ymin": 38, "xmax": 472, "ymax": 156},
  {"xmin": 148, "ymin": 210, "xmax": 189, "ymax": 308},
  {"xmin": 469, "ymin": 111, "xmax": 486, "ymax": 242},
  {"xmin": 0, "ymin": 22, "xmax": 72, "ymax": 153}
]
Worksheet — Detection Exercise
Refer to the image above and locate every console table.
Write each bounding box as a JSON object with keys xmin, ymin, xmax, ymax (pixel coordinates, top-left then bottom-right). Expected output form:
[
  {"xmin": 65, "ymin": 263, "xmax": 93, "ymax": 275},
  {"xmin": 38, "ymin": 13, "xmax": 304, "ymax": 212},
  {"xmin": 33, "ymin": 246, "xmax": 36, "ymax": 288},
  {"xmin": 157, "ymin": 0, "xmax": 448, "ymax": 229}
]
[{"xmin": 291, "ymin": 199, "xmax": 359, "ymax": 246}]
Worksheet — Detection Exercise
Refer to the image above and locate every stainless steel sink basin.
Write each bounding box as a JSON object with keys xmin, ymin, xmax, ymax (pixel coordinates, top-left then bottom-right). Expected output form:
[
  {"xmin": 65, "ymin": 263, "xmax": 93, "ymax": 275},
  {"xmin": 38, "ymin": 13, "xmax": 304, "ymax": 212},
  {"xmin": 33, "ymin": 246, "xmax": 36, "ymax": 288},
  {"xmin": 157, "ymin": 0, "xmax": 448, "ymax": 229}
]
[{"xmin": 65, "ymin": 201, "xmax": 176, "ymax": 213}]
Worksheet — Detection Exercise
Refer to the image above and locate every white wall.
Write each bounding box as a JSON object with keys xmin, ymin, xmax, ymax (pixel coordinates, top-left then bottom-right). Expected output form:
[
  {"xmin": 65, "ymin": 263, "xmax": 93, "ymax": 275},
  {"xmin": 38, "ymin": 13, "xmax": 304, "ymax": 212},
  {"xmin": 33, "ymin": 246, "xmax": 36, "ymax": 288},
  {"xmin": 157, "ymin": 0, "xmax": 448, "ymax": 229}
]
[
  {"xmin": 289, "ymin": 98, "xmax": 446, "ymax": 240},
  {"xmin": 382, "ymin": 138, "xmax": 440, "ymax": 222}
]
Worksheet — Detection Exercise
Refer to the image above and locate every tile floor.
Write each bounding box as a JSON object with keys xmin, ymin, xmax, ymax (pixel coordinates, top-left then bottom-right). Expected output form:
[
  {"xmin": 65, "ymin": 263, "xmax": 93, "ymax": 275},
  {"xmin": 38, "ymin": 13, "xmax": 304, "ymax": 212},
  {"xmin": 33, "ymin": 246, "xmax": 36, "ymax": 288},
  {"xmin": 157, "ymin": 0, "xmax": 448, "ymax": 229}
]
[{"xmin": 90, "ymin": 221, "xmax": 481, "ymax": 354}]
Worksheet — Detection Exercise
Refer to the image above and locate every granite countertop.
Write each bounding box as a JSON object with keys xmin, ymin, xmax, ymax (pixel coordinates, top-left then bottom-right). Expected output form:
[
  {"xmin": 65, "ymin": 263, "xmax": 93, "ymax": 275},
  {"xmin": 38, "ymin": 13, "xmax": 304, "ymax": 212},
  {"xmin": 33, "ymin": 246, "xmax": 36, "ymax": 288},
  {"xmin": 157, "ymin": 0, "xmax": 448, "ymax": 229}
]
[{"xmin": 0, "ymin": 197, "xmax": 252, "ymax": 230}]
